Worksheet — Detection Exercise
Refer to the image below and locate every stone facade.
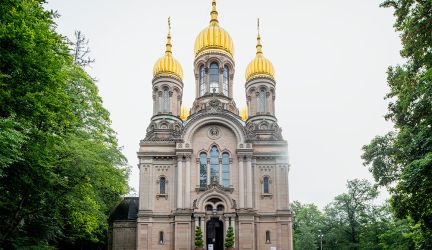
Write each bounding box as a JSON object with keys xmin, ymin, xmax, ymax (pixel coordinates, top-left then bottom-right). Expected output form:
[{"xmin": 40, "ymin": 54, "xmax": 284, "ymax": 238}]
[{"xmin": 110, "ymin": 1, "xmax": 293, "ymax": 249}]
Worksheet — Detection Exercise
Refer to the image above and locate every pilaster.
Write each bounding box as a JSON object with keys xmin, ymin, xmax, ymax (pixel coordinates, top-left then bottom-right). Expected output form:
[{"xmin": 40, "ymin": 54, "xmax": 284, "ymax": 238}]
[
  {"xmin": 176, "ymin": 155, "xmax": 183, "ymax": 209},
  {"xmin": 185, "ymin": 155, "xmax": 191, "ymax": 208}
]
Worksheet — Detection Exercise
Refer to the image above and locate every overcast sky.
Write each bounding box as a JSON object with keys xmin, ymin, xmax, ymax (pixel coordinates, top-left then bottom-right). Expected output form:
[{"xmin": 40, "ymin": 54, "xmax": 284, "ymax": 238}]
[{"xmin": 46, "ymin": 0, "xmax": 402, "ymax": 208}]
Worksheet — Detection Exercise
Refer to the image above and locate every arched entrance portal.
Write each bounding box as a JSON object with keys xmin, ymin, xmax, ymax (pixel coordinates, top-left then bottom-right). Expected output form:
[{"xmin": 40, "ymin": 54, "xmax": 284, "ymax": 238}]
[{"xmin": 206, "ymin": 218, "xmax": 224, "ymax": 250}]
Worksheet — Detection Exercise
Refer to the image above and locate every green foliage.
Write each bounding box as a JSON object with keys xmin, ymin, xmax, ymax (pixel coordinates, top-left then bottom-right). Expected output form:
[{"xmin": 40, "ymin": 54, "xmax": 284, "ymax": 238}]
[
  {"xmin": 224, "ymin": 225, "xmax": 234, "ymax": 248},
  {"xmin": 292, "ymin": 201, "xmax": 324, "ymax": 250},
  {"xmin": 194, "ymin": 226, "xmax": 204, "ymax": 247},
  {"xmin": 0, "ymin": 117, "xmax": 27, "ymax": 176},
  {"xmin": 377, "ymin": 217, "xmax": 415, "ymax": 250},
  {"xmin": 325, "ymin": 179, "xmax": 378, "ymax": 246},
  {"xmin": 0, "ymin": 0, "xmax": 129, "ymax": 248},
  {"xmin": 362, "ymin": 1, "xmax": 432, "ymax": 248},
  {"xmin": 292, "ymin": 179, "xmax": 415, "ymax": 250}
]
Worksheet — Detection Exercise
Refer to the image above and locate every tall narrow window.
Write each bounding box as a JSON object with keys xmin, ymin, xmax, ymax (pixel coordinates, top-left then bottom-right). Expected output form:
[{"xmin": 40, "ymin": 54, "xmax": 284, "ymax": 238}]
[
  {"xmin": 222, "ymin": 153, "xmax": 230, "ymax": 187},
  {"xmin": 265, "ymin": 230, "xmax": 271, "ymax": 243},
  {"xmin": 223, "ymin": 65, "xmax": 229, "ymax": 96},
  {"xmin": 159, "ymin": 177, "xmax": 166, "ymax": 194},
  {"xmin": 210, "ymin": 146, "xmax": 219, "ymax": 182},
  {"xmin": 259, "ymin": 88, "xmax": 266, "ymax": 113},
  {"xmin": 209, "ymin": 63, "xmax": 219, "ymax": 93},
  {"xmin": 200, "ymin": 153, "xmax": 207, "ymax": 187},
  {"xmin": 199, "ymin": 65, "xmax": 205, "ymax": 96},
  {"xmin": 159, "ymin": 231, "xmax": 164, "ymax": 244},
  {"xmin": 162, "ymin": 87, "xmax": 169, "ymax": 112},
  {"xmin": 263, "ymin": 176, "xmax": 270, "ymax": 193}
]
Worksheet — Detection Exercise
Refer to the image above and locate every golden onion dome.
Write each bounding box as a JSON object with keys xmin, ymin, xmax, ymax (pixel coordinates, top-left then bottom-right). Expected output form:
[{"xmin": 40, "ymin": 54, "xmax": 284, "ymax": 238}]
[
  {"xmin": 153, "ymin": 17, "xmax": 183, "ymax": 81},
  {"xmin": 194, "ymin": 0, "xmax": 234, "ymax": 59},
  {"xmin": 245, "ymin": 20, "xmax": 275, "ymax": 81},
  {"xmin": 180, "ymin": 106, "xmax": 190, "ymax": 121},
  {"xmin": 240, "ymin": 106, "xmax": 248, "ymax": 121}
]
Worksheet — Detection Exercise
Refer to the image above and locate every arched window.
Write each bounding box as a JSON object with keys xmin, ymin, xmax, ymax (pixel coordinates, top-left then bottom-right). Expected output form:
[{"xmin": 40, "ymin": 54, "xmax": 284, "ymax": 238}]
[
  {"xmin": 159, "ymin": 231, "xmax": 164, "ymax": 244},
  {"xmin": 263, "ymin": 176, "xmax": 270, "ymax": 194},
  {"xmin": 222, "ymin": 153, "xmax": 230, "ymax": 187},
  {"xmin": 200, "ymin": 153, "xmax": 207, "ymax": 187},
  {"xmin": 159, "ymin": 177, "xmax": 166, "ymax": 194},
  {"xmin": 209, "ymin": 63, "xmax": 219, "ymax": 93},
  {"xmin": 199, "ymin": 65, "xmax": 205, "ymax": 96},
  {"xmin": 162, "ymin": 87, "xmax": 169, "ymax": 112},
  {"xmin": 210, "ymin": 146, "xmax": 219, "ymax": 182},
  {"xmin": 259, "ymin": 88, "xmax": 266, "ymax": 113},
  {"xmin": 265, "ymin": 230, "xmax": 271, "ymax": 243},
  {"xmin": 217, "ymin": 204, "xmax": 224, "ymax": 211},
  {"xmin": 223, "ymin": 65, "xmax": 229, "ymax": 96}
]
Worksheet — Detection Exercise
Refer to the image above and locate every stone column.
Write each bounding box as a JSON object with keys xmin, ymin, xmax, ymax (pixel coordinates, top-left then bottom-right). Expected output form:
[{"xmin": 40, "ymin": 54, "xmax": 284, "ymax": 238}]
[
  {"xmin": 219, "ymin": 67, "xmax": 223, "ymax": 94},
  {"xmin": 158, "ymin": 91, "xmax": 162, "ymax": 113},
  {"xmin": 256, "ymin": 92, "xmax": 260, "ymax": 114},
  {"xmin": 238, "ymin": 156, "xmax": 244, "ymax": 208},
  {"xmin": 266, "ymin": 91, "xmax": 271, "ymax": 114},
  {"xmin": 185, "ymin": 155, "xmax": 191, "ymax": 208},
  {"xmin": 246, "ymin": 156, "xmax": 253, "ymax": 208},
  {"xmin": 251, "ymin": 95, "xmax": 256, "ymax": 116},
  {"xmin": 219, "ymin": 158, "xmax": 223, "ymax": 185},
  {"xmin": 200, "ymin": 216, "xmax": 204, "ymax": 229},
  {"xmin": 195, "ymin": 216, "xmax": 199, "ymax": 228},
  {"xmin": 224, "ymin": 216, "xmax": 229, "ymax": 239},
  {"xmin": 275, "ymin": 164, "xmax": 280, "ymax": 210},
  {"xmin": 177, "ymin": 94, "xmax": 182, "ymax": 116},
  {"xmin": 229, "ymin": 158, "xmax": 233, "ymax": 187},
  {"xmin": 177, "ymin": 156, "xmax": 183, "ymax": 209},
  {"xmin": 205, "ymin": 66, "xmax": 209, "ymax": 94},
  {"xmin": 207, "ymin": 158, "xmax": 211, "ymax": 185},
  {"xmin": 152, "ymin": 92, "xmax": 156, "ymax": 115},
  {"xmin": 286, "ymin": 164, "xmax": 290, "ymax": 208},
  {"xmin": 200, "ymin": 216, "xmax": 206, "ymax": 247},
  {"xmin": 169, "ymin": 91, "xmax": 174, "ymax": 114}
]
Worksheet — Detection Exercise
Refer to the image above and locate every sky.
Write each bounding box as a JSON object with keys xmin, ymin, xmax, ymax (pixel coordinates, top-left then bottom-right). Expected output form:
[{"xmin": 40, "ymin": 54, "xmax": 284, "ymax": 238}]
[{"xmin": 46, "ymin": 0, "xmax": 403, "ymax": 209}]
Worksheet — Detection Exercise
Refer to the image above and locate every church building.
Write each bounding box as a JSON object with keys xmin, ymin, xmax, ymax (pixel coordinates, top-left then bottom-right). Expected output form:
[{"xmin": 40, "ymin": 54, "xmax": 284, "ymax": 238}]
[{"xmin": 110, "ymin": 1, "xmax": 293, "ymax": 249}]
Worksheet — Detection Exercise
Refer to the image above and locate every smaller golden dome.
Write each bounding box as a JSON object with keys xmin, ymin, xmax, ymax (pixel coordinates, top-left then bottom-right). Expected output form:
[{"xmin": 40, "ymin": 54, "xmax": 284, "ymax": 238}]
[
  {"xmin": 245, "ymin": 20, "xmax": 275, "ymax": 82},
  {"xmin": 194, "ymin": 0, "xmax": 234, "ymax": 59},
  {"xmin": 180, "ymin": 106, "xmax": 190, "ymax": 121},
  {"xmin": 153, "ymin": 17, "xmax": 183, "ymax": 81},
  {"xmin": 240, "ymin": 106, "xmax": 248, "ymax": 121}
]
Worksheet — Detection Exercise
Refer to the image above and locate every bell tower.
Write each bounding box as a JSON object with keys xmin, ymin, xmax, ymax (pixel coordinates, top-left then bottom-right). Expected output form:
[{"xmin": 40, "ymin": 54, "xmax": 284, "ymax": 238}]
[
  {"xmin": 245, "ymin": 19, "xmax": 282, "ymax": 140},
  {"xmin": 145, "ymin": 17, "xmax": 184, "ymax": 141},
  {"xmin": 190, "ymin": 0, "xmax": 239, "ymax": 116}
]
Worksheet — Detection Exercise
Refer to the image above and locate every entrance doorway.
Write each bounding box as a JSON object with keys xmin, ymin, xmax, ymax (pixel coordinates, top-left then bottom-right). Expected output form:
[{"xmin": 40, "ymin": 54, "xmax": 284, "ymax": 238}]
[{"xmin": 206, "ymin": 218, "xmax": 224, "ymax": 250}]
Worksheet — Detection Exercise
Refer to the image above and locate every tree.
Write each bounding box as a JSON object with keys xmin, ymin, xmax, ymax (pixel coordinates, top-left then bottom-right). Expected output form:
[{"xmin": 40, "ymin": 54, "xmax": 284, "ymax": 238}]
[
  {"xmin": 0, "ymin": 0, "xmax": 129, "ymax": 248},
  {"xmin": 194, "ymin": 226, "xmax": 204, "ymax": 248},
  {"xmin": 291, "ymin": 201, "xmax": 324, "ymax": 250},
  {"xmin": 324, "ymin": 179, "xmax": 378, "ymax": 249},
  {"xmin": 224, "ymin": 225, "xmax": 234, "ymax": 248},
  {"xmin": 362, "ymin": 1, "xmax": 432, "ymax": 248},
  {"xmin": 71, "ymin": 30, "xmax": 95, "ymax": 68},
  {"xmin": 0, "ymin": 117, "xmax": 27, "ymax": 177},
  {"xmin": 292, "ymin": 180, "xmax": 415, "ymax": 249}
]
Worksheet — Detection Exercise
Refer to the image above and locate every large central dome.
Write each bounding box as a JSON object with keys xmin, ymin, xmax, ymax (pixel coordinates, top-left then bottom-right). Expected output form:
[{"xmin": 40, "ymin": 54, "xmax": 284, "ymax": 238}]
[{"xmin": 194, "ymin": 0, "xmax": 234, "ymax": 59}]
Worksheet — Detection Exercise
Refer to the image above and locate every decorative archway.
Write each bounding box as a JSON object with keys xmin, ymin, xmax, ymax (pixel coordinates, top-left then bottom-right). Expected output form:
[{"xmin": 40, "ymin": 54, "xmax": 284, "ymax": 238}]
[
  {"xmin": 182, "ymin": 113, "xmax": 247, "ymax": 146},
  {"xmin": 193, "ymin": 185, "xmax": 236, "ymax": 213}
]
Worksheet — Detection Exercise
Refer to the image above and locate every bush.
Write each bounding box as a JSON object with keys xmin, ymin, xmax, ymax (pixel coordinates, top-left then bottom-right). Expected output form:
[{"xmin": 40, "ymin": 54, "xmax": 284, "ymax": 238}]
[
  {"xmin": 195, "ymin": 226, "xmax": 204, "ymax": 247},
  {"xmin": 224, "ymin": 226, "xmax": 234, "ymax": 248}
]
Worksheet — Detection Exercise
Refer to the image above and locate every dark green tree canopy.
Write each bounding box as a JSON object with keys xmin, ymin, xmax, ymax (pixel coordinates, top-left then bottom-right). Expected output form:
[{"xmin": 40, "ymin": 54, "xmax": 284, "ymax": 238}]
[
  {"xmin": 0, "ymin": 0, "xmax": 129, "ymax": 248},
  {"xmin": 362, "ymin": 0, "xmax": 432, "ymax": 248}
]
